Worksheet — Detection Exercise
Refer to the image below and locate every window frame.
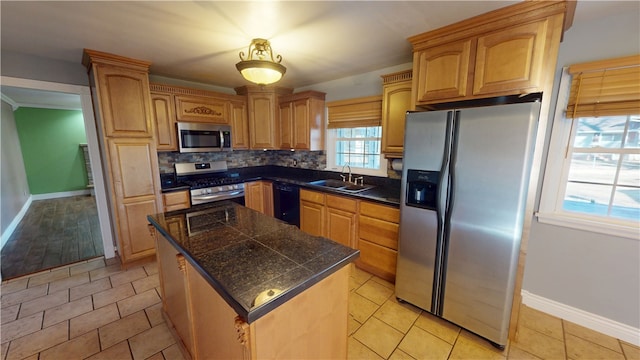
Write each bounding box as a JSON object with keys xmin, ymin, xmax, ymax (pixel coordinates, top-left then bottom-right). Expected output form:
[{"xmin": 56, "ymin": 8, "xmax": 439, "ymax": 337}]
[
  {"xmin": 537, "ymin": 68, "xmax": 640, "ymax": 240},
  {"xmin": 325, "ymin": 126, "xmax": 388, "ymax": 177}
]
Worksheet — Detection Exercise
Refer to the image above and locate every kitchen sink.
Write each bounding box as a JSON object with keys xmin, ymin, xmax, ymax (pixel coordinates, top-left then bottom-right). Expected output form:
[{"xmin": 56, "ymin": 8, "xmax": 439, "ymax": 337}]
[{"xmin": 308, "ymin": 179, "xmax": 375, "ymax": 193}]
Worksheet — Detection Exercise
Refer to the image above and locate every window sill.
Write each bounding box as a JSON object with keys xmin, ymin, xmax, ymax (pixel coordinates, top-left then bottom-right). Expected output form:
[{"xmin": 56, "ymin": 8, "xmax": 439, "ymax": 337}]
[{"xmin": 536, "ymin": 212, "xmax": 639, "ymax": 241}]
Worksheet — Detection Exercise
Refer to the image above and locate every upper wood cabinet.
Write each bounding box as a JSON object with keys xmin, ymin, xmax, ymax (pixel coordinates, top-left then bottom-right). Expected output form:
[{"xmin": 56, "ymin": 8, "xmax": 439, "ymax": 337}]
[
  {"xmin": 409, "ymin": 1, "xmax": 572, "ymax": 108},
  {"xmin": 278, "ymin": 91, "xmax": 326, "ymax": 151},
  {"xmin": 229, "ymin": 99, "xmax": 249, "ymax": 149},
  {"xmin": 175, "ymin": 95, "xmax": 228, "ymax": 124},
  {"xmin": 235, "ymin": 85, "xmax": 293, "ymax": 150},
  {"xmin": 150, "ymin": 91, "xmax": 177, "ymax": 151},
  {"xmin": 84, "ymin": 52, "xmax": 154, "ymax": 138},
  {"xmin": 381, "ymin": 70, "xmax": 413, "ymax": 158}
]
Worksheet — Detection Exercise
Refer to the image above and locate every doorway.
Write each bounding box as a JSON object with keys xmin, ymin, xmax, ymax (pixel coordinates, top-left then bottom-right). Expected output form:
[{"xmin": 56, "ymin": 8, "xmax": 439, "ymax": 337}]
[{"xmin": 0, "ymin": 76, "xmax": 115, "ymax": 279}]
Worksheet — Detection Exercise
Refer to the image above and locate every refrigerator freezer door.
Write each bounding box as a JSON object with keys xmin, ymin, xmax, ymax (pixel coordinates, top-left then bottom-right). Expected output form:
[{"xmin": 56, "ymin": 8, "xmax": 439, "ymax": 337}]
[
  {"xmin": 441, "ymin": 102, "xmax": 540, "ymax": 346},
  {"xmin": 396, "ymin": 111, "xmax": 450, "ymax": 312}
]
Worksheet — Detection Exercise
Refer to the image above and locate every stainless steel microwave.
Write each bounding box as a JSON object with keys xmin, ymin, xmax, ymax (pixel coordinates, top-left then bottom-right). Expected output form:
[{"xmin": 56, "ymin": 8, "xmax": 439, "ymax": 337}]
[{"xmin": 177, "ymin": 122, "xmax": 231, "ymax": 153}]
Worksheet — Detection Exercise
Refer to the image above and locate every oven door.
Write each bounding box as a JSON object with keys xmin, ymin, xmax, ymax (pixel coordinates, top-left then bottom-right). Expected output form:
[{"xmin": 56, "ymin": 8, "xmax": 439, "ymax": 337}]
[{"xmin": 190, "ymin": 184, "xmax": 245, "ymax": 205}]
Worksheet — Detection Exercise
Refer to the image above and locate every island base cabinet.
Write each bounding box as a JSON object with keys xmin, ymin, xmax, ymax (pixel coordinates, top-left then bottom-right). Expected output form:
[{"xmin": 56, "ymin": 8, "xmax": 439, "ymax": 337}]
[{"xmin": 172, "ymin": 253, "xmax": 350, "ymax": 359}]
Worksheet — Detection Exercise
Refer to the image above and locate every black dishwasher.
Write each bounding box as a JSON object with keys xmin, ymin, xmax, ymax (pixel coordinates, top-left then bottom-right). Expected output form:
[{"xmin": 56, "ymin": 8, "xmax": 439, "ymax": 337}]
[{"xmin": 273, "ymin": 181, "xmax": 300, "ymax": 227}]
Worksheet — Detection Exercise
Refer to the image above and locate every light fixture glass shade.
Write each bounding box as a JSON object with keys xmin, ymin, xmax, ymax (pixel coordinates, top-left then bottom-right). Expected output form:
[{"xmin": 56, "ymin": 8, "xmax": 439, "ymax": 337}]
[{"xmin": 236, "ymin": 38, "xmax": 286, "ymax": 85}]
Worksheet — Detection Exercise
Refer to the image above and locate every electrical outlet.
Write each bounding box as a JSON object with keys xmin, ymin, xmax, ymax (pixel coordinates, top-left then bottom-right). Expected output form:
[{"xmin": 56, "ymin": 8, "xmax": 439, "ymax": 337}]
[{"xmin": 293, "ymin": 159, "xmax": 298, "ymax": 167}]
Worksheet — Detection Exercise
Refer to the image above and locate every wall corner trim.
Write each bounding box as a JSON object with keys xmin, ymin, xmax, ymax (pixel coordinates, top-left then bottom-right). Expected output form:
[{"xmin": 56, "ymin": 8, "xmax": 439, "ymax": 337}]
[
  {"xmin": 522, "ymin": 290, "xmax": 640, "ymax": 346},
  {"xmin": 1, "ymin": 195, "xmax": 32, "ymax": 249}
]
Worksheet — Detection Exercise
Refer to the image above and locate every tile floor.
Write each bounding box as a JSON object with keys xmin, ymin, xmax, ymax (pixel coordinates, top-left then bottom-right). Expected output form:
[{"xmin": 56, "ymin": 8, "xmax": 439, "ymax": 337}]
[{"xmin": 1, "ymin": 257, "xmax": 638, "ymax": 360}]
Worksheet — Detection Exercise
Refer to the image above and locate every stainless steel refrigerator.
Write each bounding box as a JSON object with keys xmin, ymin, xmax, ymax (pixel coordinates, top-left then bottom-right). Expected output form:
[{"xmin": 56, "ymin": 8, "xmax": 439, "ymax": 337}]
[{"xmin": 395, "ymin": 101, "xmax": 541, "ymax": 348}]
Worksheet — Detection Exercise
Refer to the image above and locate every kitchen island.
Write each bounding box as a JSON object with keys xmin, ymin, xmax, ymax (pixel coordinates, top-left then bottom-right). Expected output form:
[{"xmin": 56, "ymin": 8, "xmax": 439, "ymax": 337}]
[{"xmin": 148, "ymin": 201, "xmax": 359, "ymax": 360}]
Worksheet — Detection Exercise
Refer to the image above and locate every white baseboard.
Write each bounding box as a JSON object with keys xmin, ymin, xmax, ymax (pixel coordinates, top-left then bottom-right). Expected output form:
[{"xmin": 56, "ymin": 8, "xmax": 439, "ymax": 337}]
[
  {"xmin": 522, "ymin": 290, "xmax": 640, "ymax": 346},
  {"xmin": 1, "ymin": 195, "xmax": 33, "ymax": 249},
  {"xmin": 31, "ymin": 189, "xmax": 92, "ymax": 200}
]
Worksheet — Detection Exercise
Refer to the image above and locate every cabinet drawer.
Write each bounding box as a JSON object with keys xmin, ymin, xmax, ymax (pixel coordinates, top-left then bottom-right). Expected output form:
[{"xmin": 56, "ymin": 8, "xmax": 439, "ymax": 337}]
[
  {"xmin": 326, "ymin": 194, "xmax": 357, "ymax": 213},
  {"xmin": 358, "ymin": 215, "xmax": 399, "ymax": 250},
  {"xmin": 360, "ymin": 201, "xmax": 400, "ymax": 223},
  {"xmin": 300, "ymin": 189, "xmax": 325, "ymax": 205},
  {"xmin": 163, "ymin": 190, "xmax": 190, "ymax": 212},
  {"xmin": 358, "ymin": 239, "xmax": 397, "ymax": 277}
]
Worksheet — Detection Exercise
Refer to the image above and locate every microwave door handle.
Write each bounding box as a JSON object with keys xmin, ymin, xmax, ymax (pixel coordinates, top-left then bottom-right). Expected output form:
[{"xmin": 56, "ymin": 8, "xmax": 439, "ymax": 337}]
[{"xmin": 219, "ymin": 131, "xmax": 224, "ymax": 150}]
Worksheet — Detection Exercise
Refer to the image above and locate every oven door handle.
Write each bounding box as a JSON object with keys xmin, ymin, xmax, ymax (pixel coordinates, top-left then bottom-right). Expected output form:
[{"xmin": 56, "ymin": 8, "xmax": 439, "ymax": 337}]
[{"xmin": 192, "ymin": 191, "xmax": 244, "ymax": 201}]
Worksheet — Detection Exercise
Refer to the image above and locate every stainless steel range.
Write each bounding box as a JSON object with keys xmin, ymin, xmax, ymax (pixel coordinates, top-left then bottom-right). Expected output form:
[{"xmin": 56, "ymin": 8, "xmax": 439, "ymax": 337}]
[{"xmin": 175, "ymin": 161, "xmax": 245, "ymax": 205}]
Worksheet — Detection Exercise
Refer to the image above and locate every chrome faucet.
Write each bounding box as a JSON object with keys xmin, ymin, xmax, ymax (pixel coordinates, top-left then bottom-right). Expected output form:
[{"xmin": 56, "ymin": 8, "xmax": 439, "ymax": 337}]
[{"xmin": 340, "ymin": 163, "xmax": 352, "ymax": 183}]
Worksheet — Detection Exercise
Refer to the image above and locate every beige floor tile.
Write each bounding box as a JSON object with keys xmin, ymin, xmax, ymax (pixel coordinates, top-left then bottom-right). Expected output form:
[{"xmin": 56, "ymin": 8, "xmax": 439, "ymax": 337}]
[
  {"xmin": 449, "ymin": 332, "xmax": 505, "ymax": 360},
  {"xmin": 373, "ymin": 298, "xmax": 420, "ymax": 333},
  {"xmin": 18, "ymin": 289, "xmax": 68, "ymax": 318},
  {"xmin": 42, "ymin": 295, "xmax": 93, "ymax": 328},
  {"xmin": 389, "ymin": 348, "xmax": 416, "ymax": 360},
  {"xmin": 39, "ymin": 329, "xmax": 100, "ymax": 360},
  {"xmin": 98, "ymin": 311, "xmax": 150, "ymax": 350},
  {"xmin": 128, "ymin": 323, "xmax": 176, "ymax": 360},
  {"xmin": 131, "ymin": 274, "xmax": 160, "ymax": 294},
  {"xmin": 117, "ymin": 289, "xmax": 161, "ymax": 318},
  {"xmin": 349, "ymin": 292, "xmax": 380, "ymax": 323},
  {"xmin": 507, "ymin": 343, "xmax": 543, "ymax": 359},
  {"xmin": 1, "ymin": 284, "xmax": 48, "ymax": 308},
  {"xmin": 145, "ymin": 352, "xmax": 165, "ymax": 360},
  {"xmin": 1, "ymin": 303, "xmax": 20, "ymax": 323},
  {"xmin": 356, "ymin": 279, "xmax": 394, "ymax": 305},
  {"xmin": 349, "ymin": 276, "xmax": 361, "ymax": 292},
  {"xmin": 398, "ymin": 325, "xmax": 452, "ymax": 360},
  {"xmin": 162, "ymin": 343, "xmax": 187, "ymax": 360},
  {"xmin": 414, "ymin": 311, "xmax": 460, "ymax": 344},
  {"xmin": 518, "ymin": 305, "xmax": 564, "ymax": 341},
  {"xmin": 459, "ymin": 330, "xmax": 509, "ymax": 356},
  {"xmin": 348, "ymin": 337, "xmax": 384, "ymax": 360},
  {"xmin": 0, "ymin": 278, "xmax": 29, "ymax": 295},
  {"xmin": 0, "ymin": 311, "xmax": 43, "ymax": 343},
  {"xmin": 89, "ymin": 263, "xmax": 123, "ymax": 282},
  {"xmin": 144, "ymin": 302, "xmax": 165, "ymax": 327},
  {"xmin": 1, "ymin": 341, "xmax": 8, "ymax": 360},
  {"xmin": 86, "ymin": 340, "xmax": 132, "ymax": 360},
  {"xmin": 110, "ymin": 267, "xmax": 147, "ymax": 288},
  {"xmin": 564, "ymin": 320, "xmax": 622, "ymax": 352},
  {"xmin": 351, "ymin": 266, "xmax": 373, "ymax": 285},
  {"xmin": 4, "ymin": 321, "xmax": 68, "ymax": 360},
  {"xmin": 514, "ymin": 325, "xmax": 566, "ymax": 359},
  {"xmin": 621, "ymin": 341, "xmax": 640, "ymax": 360},
  {"xmin": 143, "ymin": 262, "xmax": 158, "ymax": 276},
  {"xmin": 371, "ymin": 276, "xmax": 395, "ymax": 290},
  {"xmin": 69, "ymin": 258, "xmax": 105, "ymax": 276},
  {"xmin": 70, "ymin": 303, "xmax": 120, "ymax": 338},
  {"xmin": 26, "ymin": 268, "xmax": 70, "ymax": 288},
  {"xmin": 565, "ymin": 333, "xmax": 625, "ymax": 360},
  {"xmin": 69, "ymin": 277, "xmax": 111, "ymax": 301},
  {"xmin": 353, "ymin": 317, "xmax": 404, "ymax": 359},
  {"xmin": 92, "ymin": 283, "xmax": 136, "ymax": 309},
  {"xmin": 48, "ymin": 272, "xmax": 90, "ymax": 293},
  {"xmin": 348, "ymin": 315, "xmax": 362, "ymax": 336}
]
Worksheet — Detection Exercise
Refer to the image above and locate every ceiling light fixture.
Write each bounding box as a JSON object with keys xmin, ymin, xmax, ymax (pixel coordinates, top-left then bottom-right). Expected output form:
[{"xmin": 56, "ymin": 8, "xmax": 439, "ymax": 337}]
[{"xmin": 236, "ymin": 38, "xmax": 286, "ymax": 85}]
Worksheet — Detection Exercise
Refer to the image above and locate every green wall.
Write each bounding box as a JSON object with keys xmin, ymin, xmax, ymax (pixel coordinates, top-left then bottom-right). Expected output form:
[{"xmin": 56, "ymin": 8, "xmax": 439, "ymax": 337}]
[{"xmin": 14, "ymin": 108, "xmax": 88, "ymax": 195}]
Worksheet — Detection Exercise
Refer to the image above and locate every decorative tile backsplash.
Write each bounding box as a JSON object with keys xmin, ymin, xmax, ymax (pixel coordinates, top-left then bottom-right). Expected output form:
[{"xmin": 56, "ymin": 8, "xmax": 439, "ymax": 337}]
[{"xmin": 157, "ymin": 150, "xmax": 326, "ymax": 173}]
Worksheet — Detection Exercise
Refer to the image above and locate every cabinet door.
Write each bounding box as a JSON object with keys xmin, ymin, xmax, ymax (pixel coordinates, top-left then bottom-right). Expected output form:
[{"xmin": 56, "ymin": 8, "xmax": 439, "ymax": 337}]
[
  {"xmin": 473, "ymin": 19, "xmax": 548, "ymax": 96},
  {"xmin": 381, "ymin": 80, "xmax": 412, "ymax": 156},
  {"xmin": 94, "ymin": 64, "xmax": 153, "ymax": 137},
  {"xmin": 245, "ymin": 181, "xmax": 273, "ymax": 216},
  {"xmin": 261, "ymin": 181, "xmax": 274, "ymax": 217},
  {"xmin": 156, "ymin": 234, "xmax": 194, "ymax": 356},
  {"xmin": 326, "ymin": 207, "xmax": 356, "ymax": 248},
  {"xmin": 356, "ymin": 201, "xmax": 400, "ymax": 282},
  {"xmin": 175, "ymin": 95, "xmax": 229, "ymax": 124},
  {"xmin": 151, "ymin": 92, "xmax": 177, "ymax": 151},
  {"xmin": 230, "ymin": 100, "xmax": 250, "ymax": 149},
  {"xmin": 107, "ymin": 138, "xmax": 162, "ymax": 263},
  {"xmin": 413, "ymin": 39, "xmax": 473, "ymax": 104},
  {"xmin": 162, "ymin": 190, "xmax": 190, "ymax": 212},
  {"xmin": 278, "ymin": 101, "xmax": 294, "ymax": 149},
  {"xmin": 292, "ymin": 99, "xmax": 311, "ymax": 150},
  {"xmin": 248, "ymin": 93, "xmax": 277, "ymax": 149}
]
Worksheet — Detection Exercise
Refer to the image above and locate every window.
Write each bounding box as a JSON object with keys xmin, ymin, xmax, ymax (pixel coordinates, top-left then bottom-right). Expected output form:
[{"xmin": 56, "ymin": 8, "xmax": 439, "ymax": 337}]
[
  {"xmin": 538, "ymin": 55, "xmax": 640, "ymax": 239},
  {"xmin": 328, "ymin": 126, "xmax": 385, "ymax": 175}
]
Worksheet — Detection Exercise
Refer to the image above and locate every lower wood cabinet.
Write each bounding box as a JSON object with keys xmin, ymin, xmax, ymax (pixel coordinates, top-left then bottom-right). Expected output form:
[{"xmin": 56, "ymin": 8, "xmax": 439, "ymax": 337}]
[
  {"xmin": 244, "ymin": 181, "xmax": 273, "ymax": 216},
  {"xmin": 325, "ymin": 194, "xmax": 357, "ymax": 248},
  {"xmin": 357, "ymin": 201, "xmax": 400, "ymax": 282},
  {"xmin": 300, "ymin": 189, "xmax": 326, "ymax": 237},
  {"xmin": 162, "ymin": 190, "xmax": 190, "ymax": 212}
]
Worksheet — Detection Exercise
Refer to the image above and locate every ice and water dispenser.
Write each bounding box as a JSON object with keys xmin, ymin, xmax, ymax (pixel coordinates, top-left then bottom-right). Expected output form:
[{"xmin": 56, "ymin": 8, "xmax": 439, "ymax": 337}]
[{"xmin": 405, "ymin": 169, "xmax": 439, "ymax": 210}]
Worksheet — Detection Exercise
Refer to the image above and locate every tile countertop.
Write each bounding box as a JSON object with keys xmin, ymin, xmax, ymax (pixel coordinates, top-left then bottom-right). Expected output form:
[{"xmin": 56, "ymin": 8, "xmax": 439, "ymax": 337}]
[
  {"xmin": 161, "ymin": 165, "xmax": 401, "ymax": 207},
  {"xmin": 147, "ymin": 201, "xmax": 360, "ymax": 323}
]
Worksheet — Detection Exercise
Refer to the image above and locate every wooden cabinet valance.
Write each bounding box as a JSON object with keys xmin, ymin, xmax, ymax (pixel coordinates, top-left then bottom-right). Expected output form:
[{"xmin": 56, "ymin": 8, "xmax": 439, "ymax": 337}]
[
  {"xmin": 175, "ymin": 95, "xmax": 229, "ymax": 124},
  {"xmin": 326, "ymin": 95, "xmax": 382, "ymax": 129}
]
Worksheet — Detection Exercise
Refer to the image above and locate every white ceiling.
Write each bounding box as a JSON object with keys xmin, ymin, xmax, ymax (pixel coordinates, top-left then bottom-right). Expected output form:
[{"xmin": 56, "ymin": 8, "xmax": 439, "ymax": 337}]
[{"xmin": 1, "ymin": 1, "xmax": 636, "ymax": 109}]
